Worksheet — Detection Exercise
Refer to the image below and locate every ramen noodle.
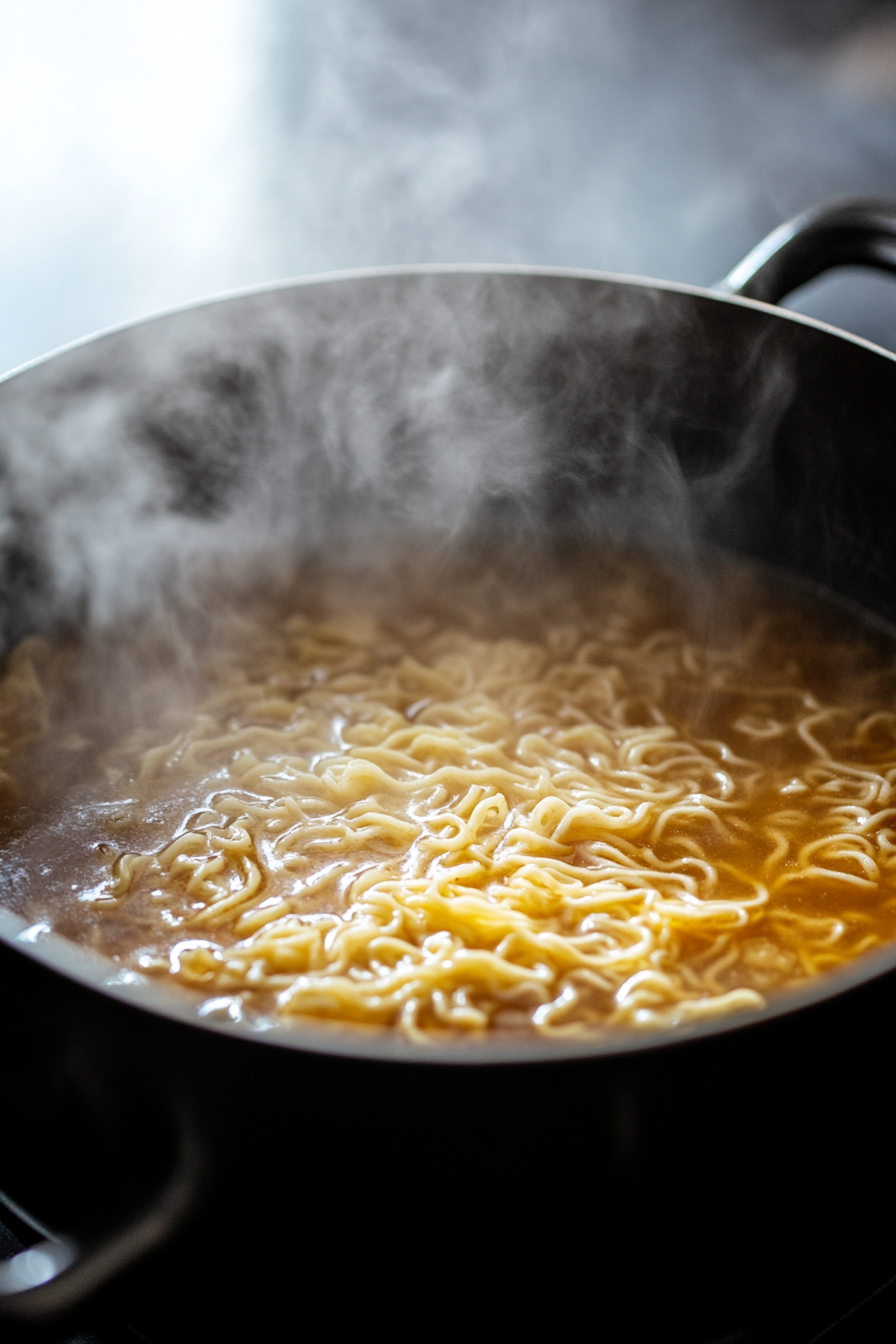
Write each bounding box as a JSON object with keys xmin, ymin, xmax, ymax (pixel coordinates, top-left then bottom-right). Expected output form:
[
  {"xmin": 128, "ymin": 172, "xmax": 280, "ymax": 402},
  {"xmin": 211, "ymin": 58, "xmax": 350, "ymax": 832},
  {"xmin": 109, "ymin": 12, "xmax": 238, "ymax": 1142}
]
[{"xmin": 2, "ymin": 550, "xmax": 896, "ymax": 1037}]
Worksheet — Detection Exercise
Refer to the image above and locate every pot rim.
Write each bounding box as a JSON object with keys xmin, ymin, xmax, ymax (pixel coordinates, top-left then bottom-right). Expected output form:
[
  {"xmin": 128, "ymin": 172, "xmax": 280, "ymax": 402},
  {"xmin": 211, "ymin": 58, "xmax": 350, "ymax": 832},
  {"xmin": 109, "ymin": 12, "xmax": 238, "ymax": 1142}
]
[
  {"xmin": 2, "ymin": 260, "xmax": 896, "ymax": 1066},
  {"xmin": 4, "ymin": 900, "xmax": 895, "ymax": 1068},
  {"xmin": 2, "ymin": 261, "xmax": 895, "ymax": 392}
]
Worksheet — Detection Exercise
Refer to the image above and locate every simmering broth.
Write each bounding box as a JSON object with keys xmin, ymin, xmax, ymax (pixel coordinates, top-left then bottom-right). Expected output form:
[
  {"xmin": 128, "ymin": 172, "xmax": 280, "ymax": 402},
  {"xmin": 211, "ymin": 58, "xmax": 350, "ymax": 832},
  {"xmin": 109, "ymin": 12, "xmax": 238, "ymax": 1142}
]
[{"xmin": 2, "ymin": 547, "xmax": 896, "ymax": 1037}]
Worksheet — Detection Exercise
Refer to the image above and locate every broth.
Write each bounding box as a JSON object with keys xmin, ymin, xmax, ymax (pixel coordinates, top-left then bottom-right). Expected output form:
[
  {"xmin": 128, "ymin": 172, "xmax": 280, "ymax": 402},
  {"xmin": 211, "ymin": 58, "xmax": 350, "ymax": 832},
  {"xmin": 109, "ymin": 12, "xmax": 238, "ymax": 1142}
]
[{"xmin": 2, "ymin": 547, "xmax": 896, "ymax": 1037}]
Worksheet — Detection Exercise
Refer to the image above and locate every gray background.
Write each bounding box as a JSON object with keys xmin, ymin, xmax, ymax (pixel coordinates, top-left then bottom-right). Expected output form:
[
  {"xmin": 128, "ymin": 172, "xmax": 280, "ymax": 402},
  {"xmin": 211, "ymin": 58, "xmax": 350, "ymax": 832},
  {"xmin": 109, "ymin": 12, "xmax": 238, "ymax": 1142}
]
[{"xmin": 4, "ymin": 0, "xmax": 896, "ymax": 376}]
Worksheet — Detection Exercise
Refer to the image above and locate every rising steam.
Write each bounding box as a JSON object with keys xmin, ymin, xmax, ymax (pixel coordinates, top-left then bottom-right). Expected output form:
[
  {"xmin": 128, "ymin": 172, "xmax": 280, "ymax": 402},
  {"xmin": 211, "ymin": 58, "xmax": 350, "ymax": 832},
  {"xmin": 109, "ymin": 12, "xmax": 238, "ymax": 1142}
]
[{"xmin": 0, "ymin": 267, "xmax": 799, "ymax": 650}]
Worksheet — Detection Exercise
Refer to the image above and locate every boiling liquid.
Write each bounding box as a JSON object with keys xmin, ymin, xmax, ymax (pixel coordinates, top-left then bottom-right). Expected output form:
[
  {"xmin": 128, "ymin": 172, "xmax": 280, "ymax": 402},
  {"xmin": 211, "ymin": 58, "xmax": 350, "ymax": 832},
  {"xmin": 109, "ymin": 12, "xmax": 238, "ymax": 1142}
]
[{"xmin": 2, "ymin": 549, "xmax": 895, "ymax": 1035}]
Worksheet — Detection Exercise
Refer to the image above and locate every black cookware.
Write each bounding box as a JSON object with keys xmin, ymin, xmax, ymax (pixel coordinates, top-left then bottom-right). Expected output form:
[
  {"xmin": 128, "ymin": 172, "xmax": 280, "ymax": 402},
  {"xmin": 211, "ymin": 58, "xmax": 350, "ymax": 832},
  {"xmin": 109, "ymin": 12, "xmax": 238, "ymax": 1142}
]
[{"xmin": 2, "ymin": 199, "xmax": 896, "ymax": 1343}]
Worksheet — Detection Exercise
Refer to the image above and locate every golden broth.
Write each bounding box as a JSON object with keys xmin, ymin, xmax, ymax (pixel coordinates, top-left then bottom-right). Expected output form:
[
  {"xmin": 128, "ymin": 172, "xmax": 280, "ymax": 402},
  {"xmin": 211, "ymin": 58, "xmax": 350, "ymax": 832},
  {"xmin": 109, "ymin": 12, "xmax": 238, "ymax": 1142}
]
[{"xmin": 2, "ymin": 549, "xmax": 896, "ymax": 1037}]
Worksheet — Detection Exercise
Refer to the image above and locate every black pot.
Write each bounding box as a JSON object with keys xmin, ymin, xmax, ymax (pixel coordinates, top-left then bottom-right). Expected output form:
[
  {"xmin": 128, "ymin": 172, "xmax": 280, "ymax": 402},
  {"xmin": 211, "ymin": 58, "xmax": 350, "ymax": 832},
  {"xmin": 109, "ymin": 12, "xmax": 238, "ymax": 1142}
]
[{"xmin": 2, "ymin": 200, "xmax": 896, "ymax": 1343}]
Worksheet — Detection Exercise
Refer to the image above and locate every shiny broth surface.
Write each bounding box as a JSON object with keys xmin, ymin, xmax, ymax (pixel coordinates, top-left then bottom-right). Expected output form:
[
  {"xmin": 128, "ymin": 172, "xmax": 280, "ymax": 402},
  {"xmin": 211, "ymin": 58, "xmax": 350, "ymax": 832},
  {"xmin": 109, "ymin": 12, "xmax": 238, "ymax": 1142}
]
[{"xmin": 2, "ymin": 549, "xmax": 896, "ymax": 1037}]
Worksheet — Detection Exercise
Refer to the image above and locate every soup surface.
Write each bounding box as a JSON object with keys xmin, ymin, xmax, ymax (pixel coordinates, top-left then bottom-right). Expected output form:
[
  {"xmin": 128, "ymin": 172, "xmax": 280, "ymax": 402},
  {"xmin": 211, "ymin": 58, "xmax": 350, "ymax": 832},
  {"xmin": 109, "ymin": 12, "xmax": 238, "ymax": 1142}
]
[{"xmin": 2, "ymin": 548, "xmax": 896, "ymax": 1037}]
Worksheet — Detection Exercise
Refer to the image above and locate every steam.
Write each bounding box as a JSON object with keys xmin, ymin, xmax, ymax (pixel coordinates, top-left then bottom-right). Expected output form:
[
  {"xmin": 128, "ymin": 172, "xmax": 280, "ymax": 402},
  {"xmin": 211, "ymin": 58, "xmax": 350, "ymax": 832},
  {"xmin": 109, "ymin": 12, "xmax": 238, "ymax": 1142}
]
[
  {"xmin": 0, "ymin": 0, "xmax": 882, "ymax": 958},
  {"xmin": 5, "ymin": 0, "xmax": 892, "ymax": 649},
  {"xmin": 4, "ymin": 1, "xmax": 896, "ymax": 377},
  {"xmin": 263, "ymin": 0, "xmax": 896, "ymax": 305},
  {"xmin": 0, "ymin": 264, "xmax": 797, "ymax": 654}
]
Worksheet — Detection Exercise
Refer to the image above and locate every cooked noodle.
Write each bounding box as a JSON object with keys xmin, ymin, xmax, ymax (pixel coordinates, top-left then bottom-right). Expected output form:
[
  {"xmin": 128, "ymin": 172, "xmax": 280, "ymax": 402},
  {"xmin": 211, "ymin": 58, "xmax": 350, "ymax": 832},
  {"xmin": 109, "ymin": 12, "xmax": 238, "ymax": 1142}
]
[{"xmin": 3, "ymin": 551, "xmax": 896, "ymax": 1037}]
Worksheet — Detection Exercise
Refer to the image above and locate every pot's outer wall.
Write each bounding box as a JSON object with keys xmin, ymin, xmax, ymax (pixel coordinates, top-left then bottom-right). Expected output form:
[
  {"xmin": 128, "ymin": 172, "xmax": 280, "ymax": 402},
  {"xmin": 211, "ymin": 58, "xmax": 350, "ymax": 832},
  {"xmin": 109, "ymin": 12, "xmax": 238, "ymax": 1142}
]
[
  {"xmin": 1, "ymin": 917, "xmax": 894, "ymax": 1339},
  {"xmin": 0, "ymin": 271, "xmax": 895, "ymax": 1336}
]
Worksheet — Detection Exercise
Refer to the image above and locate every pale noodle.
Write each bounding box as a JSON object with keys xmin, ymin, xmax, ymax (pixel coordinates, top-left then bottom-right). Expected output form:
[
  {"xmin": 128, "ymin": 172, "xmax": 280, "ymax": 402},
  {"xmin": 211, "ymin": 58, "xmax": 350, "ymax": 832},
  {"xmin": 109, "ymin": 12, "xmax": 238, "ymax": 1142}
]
[{"xmin": 4, "ymin": 554, "xmax": 896, "ymax": 1037}]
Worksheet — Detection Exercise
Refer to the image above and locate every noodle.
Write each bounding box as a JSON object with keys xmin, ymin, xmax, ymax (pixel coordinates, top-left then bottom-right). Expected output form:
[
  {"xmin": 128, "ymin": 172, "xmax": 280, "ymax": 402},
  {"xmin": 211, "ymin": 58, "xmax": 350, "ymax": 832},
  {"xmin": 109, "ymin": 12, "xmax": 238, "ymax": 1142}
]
[{"xmin": 4, "ymin": 551, "xmax": 896, "ymax": 1037}]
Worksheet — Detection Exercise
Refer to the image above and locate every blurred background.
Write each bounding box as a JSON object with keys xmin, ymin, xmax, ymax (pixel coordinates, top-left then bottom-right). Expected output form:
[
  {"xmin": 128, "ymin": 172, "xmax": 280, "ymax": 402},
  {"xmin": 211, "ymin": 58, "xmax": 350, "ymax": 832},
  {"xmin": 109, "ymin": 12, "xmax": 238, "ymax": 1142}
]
[{"xmin": 3, "ymin": 0, "xmax": 896, "ymax": 376}]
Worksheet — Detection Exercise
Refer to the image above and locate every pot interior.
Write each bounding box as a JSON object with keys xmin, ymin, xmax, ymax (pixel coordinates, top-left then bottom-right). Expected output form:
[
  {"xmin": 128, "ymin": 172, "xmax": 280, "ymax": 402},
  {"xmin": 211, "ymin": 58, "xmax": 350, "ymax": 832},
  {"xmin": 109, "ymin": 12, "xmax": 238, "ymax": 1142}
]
[{"xmin": 2, "ymin": 266, "xmax": 896, "ymax": 1060}]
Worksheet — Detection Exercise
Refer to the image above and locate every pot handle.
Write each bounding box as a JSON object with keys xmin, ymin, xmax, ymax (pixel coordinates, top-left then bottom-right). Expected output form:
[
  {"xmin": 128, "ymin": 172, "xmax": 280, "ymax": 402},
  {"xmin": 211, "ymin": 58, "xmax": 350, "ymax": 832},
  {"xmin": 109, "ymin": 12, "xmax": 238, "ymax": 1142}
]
[
  {"xmin": 716, "ymin": 198, "xmax": 896, "ymax": 304},
  {"xmin": 0, "ymin": 1125, "xmax": 199, "ymax": 1323}
]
